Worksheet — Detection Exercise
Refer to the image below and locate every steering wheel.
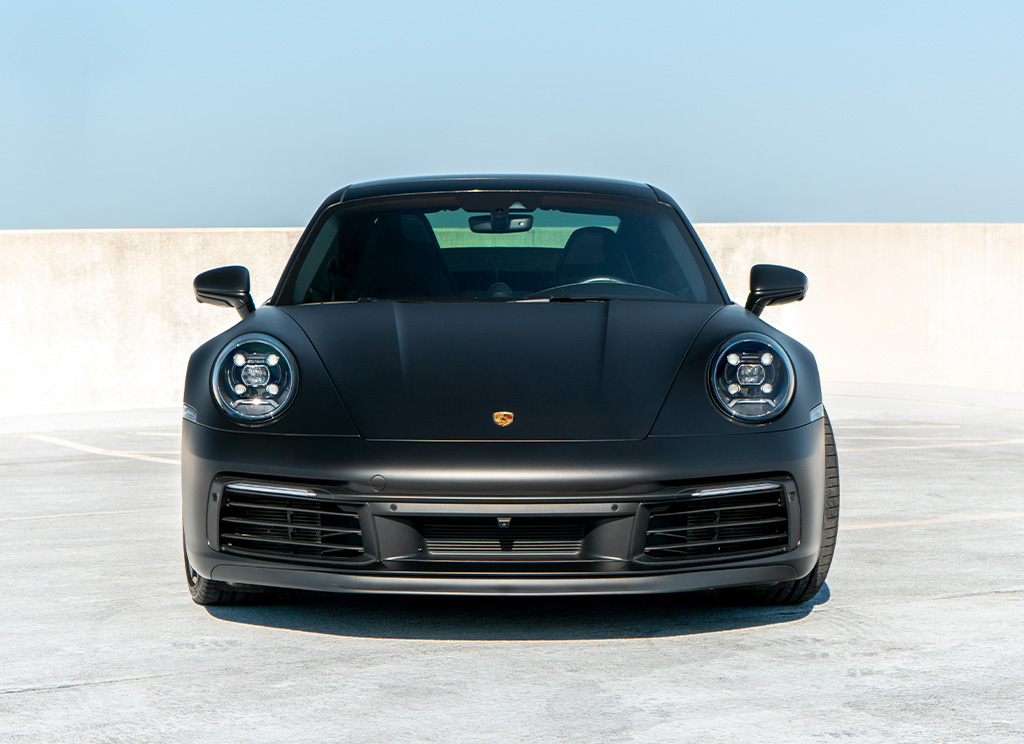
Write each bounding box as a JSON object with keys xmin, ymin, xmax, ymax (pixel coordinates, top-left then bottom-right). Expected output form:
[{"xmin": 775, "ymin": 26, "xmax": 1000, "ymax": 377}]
[
  {"xmin": 527, "ymin": 276, "xmax": 678, "ymax": 299},
  {"xmin": 574, "ymin": 276, "xmax": 630, "ymax": 285}
]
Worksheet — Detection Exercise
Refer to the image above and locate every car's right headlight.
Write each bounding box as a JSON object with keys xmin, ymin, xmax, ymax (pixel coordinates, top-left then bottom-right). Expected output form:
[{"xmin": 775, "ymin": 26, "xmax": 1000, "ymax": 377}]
[
  {"xmin": 211, "ymin": 333, "xmax": 298, "ymax": 424},
  {"xmin": 709, "ymin": 333, "xmax": 795, "ymax": 422}
]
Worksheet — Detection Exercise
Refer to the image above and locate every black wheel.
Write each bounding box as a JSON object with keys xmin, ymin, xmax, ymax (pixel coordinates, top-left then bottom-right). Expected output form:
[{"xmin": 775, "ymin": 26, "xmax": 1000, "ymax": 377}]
[
  {"xmin": 723, "ymin": 410, "xmax": 840, "ymax": 605},
  {"xmin": 184, "ymin": 536, "xmax": 262, "ymax": 606}
]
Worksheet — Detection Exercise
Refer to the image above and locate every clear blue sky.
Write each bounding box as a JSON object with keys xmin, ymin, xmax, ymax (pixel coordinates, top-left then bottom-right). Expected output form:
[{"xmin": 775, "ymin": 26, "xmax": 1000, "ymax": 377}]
[{"xmin": 2, "ymin": 1, "xmax": 1022, "ymax": 227}]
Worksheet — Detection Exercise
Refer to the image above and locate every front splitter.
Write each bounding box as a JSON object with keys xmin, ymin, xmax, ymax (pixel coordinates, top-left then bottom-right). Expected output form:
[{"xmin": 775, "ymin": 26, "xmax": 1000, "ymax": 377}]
[{"xmin": 209, "ymin": 562, "xmax": 803, "ymax": 596}]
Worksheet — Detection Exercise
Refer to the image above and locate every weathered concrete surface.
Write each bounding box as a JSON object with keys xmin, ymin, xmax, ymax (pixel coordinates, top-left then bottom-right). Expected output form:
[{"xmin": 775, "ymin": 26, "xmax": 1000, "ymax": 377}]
[
  {"xmin": 0, "ymin": 228, "xmax": 299, "ymax": 416},
  {"xmin": 699, "ymin": 223, "xmax": 1024, "ymax": 392},
  {"xmin": 1, "ymin": 385, "xmax": 1022, "ymax": 742},
  {"xmin": 1, "ymin": 223, "xmax": 1021, "ymax": 415}
]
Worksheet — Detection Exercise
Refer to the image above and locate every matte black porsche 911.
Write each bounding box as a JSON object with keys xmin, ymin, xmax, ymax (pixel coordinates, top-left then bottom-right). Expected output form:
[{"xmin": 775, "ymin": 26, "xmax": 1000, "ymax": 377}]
[{"xmin": 181, "ymin": 175, "xmax": 839, "ymax": 606}]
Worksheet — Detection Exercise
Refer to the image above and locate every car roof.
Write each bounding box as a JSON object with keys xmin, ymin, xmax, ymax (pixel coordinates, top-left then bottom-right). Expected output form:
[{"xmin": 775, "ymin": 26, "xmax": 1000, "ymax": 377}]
[{"xmin": 339, "ymin": 174, "xmax": 658, "ymax": 202}]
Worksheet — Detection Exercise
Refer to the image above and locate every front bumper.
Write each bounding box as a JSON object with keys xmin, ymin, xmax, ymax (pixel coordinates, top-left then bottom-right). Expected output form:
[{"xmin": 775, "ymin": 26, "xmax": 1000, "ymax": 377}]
[{"xmin": 182, "ymin": 420, "xmax": 825, "ymax": 596}]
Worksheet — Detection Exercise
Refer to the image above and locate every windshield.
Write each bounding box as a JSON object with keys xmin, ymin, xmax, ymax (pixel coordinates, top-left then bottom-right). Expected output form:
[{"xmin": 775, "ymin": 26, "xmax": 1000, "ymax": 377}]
[{"xmin": 278, "ymin": 193, "xmax": 722, "ymax": 304}]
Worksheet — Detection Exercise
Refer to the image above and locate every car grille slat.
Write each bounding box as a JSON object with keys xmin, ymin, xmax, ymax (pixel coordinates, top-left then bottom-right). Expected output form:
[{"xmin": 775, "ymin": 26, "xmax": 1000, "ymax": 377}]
[
  {"xmin": 223, "ymin": 500, "xmax": 347, "ymax": 518},
  {"xmin": 221, "ymin": 516, "xmax": 361, "ymax": 536},
  {"xmin": 660, "ymin": 500, "xmax": 783, "ymax": 517},
  {"xmin": 421, "ymin": 519, "xmax": 585, "ymax": 556},
  {"xmin": 647, "ymin": 516, "xmax": 788, "ymax": 536},
  {"xmin": 219, "ymin": 488, "xmax": 364, "ymax": 564},
  {"xmin": 647, "ymin": 533, "xmax": 787, "ymax": 552},
  {"xmin": 643, "ymin": 484, "xmax": 789, "ymax": 563},
  {"xmin": 224, "ymin": 533, "xmax": 363, "ymax": 551}
]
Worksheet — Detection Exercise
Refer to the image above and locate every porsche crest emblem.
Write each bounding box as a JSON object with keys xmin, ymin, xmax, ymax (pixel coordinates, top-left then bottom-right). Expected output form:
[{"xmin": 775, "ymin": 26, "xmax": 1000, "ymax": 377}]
[{"xmin": 493, "ymin": 411, "xmax": 515, "ymax": 427}]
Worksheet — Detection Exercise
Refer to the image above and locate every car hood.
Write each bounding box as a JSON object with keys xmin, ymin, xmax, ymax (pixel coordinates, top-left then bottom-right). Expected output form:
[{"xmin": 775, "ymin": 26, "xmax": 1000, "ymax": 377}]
[{"xmin": 281, "ymin": 301, "xmax": 721, "ymax": 441}]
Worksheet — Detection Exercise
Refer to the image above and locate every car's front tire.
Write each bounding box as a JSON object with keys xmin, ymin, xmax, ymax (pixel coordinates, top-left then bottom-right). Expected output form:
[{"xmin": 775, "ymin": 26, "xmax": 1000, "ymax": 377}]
[
  {"xmin": 184, "ymin": 536, "xmax": 263, "ymax": 606},
  {"xmin": 724, "ymin": 410, "xmax": 840, "ymax": 605}
]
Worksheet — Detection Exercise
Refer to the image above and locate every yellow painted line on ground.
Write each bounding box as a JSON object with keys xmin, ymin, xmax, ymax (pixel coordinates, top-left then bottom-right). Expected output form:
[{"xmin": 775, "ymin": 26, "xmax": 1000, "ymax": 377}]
[
  {"xmin": 843, "ymin": 512, "xmax": 1024, "ymax": 530},
  {"xmin": 26, "ymin": 434, "xmax": 180, "ymax": 465},
  {"xmin": 841, "ymin": 438, "xmax": 1024, "ymax": 452}
]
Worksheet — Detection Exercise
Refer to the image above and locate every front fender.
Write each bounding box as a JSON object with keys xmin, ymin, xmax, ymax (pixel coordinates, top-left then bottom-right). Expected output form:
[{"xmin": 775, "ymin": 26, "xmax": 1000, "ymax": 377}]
[
  {"xmin": 182, "ymin": 306, "xmax": 359, "ymax": 436},
  {"xmin": 650, "ymin": 304, "xmax": 822, "ymax": 437}
]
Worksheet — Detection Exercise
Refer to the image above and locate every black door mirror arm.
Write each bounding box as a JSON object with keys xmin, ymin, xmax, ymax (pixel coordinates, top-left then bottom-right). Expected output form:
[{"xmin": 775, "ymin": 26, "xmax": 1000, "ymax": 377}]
[
  {"xmin": 744, "ymin": 264, "xmax": 808, "ymax": 317},
  {"xmin": 194, "ymin": 265, "xmax": 255, "ymax": 318}
]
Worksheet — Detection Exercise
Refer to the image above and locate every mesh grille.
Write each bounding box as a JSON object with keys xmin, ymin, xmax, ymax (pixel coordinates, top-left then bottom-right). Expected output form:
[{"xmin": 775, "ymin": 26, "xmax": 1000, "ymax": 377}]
[
  {"xmin": 421, "ymin": 518, "xmax": 585, "ymax": 556},
  {"xmin": 643, "ymin": 485, "xmax": 788, "ymax": 563},
  {"xmin": 220, "ymin": 487, "xmax": 363, "ymax": 563}
]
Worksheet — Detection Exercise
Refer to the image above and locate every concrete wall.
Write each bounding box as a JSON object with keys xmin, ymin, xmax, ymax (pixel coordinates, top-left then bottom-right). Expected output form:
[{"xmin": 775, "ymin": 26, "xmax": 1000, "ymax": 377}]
[
  {"xmin": 1, "ymin": 228, "xmax": 299, "ymax": 418},
  {"xmin": 699, "ymin": 223, "xmax": 1023, "ymax": 392},
  {"xmin": 1, "ymin": 223, "xmax": 1020, "ymax": 416}
]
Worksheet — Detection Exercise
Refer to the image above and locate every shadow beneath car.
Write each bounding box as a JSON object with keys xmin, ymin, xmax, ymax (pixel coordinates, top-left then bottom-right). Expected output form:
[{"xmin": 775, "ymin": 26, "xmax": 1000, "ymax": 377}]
[{"xmin": 205, "ymin": 583, "xmax": 831, "ymax": 641}]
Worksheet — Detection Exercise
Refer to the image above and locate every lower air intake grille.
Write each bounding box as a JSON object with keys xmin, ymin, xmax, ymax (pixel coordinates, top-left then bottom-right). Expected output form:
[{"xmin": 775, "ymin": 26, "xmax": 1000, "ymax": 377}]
[
  {"xmin": 220, "ymin": 487, "xmax": 363, "ymax": 563},
  {"xmin": 643, "ymin": 484, "xmax": 789, "ymax": 563},
  {"xmin": 422, "ymin": 518, "xmax": 585, "ymax": 556}
]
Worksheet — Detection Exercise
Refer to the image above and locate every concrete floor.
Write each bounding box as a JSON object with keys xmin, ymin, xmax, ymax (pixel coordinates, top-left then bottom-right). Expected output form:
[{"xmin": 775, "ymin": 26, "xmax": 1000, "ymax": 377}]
[{"xmin": 1, "ymin": 384, "xmax": 1022, "ymax": 742}]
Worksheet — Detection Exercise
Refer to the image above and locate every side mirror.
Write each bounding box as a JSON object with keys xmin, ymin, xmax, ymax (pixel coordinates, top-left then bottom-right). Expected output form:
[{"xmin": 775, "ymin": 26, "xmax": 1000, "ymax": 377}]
[
  {"xmin": 745, "ymin": 264, "xmax": 808, "ymax": 317},
  {"xmin": 194, "ymin": 265, "xmax": 255, "ymax": 318}
]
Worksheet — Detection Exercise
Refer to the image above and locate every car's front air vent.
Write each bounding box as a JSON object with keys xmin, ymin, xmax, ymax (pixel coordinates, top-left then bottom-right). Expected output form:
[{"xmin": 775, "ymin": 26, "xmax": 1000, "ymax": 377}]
[
  {"xmin": 219, "ymin": 484, "xmax": 363, "ymax": 563},
  {"xmin": 643, "ymin": 483, "xmax": 788, "ymax": 563},
  {"xmin": 421, "ymin": 518, "xmax": 585, "ymax": 556}
]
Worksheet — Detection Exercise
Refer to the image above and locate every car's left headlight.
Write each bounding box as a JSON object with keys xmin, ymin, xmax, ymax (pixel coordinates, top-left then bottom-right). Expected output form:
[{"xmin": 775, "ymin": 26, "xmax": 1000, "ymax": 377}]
[
  {"xmin": 709, "ymin": 333, "xmax": 794, "ymax": 422},
  {"xmin": 211, "ymin": 333, "xmax": 298, "ymax": 424}
]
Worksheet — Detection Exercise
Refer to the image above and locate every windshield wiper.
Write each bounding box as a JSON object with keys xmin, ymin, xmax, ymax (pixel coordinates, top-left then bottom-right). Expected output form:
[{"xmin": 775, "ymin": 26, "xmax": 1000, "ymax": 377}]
[
  {"xmin": 531, "ymin": 295, "xmax": 612, "ymax": 302},
  {"xmin": 357, "ymin": 296, "xmax": 481, "ymax": 303}
]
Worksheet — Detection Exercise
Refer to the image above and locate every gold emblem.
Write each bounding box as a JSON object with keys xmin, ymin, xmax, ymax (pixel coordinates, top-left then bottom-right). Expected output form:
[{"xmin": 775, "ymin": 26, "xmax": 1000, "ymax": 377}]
[{"xmin": 493, "ymin": 411, "xmax": 514, "ymax": 427}]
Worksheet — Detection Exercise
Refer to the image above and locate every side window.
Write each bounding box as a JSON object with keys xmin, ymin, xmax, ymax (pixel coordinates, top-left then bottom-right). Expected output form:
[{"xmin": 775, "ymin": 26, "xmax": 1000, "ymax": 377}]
[
  {"xmin": 292, "ymin": 214, "xmax": 341, "ymax": 303},
  {"xmin": 290, "ymin": 214, "xmax": 376, "ymax": 303},
  {"xmin": 617, "ymin": 216, "xmax": 709, "ymax": 302}
]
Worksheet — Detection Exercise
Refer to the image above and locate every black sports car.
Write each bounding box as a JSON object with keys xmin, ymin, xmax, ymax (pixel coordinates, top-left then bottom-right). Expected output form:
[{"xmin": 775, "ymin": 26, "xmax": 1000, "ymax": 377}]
[{"xmin": 182, "ymin": 175, "xmax": 839, "ymax": 606}]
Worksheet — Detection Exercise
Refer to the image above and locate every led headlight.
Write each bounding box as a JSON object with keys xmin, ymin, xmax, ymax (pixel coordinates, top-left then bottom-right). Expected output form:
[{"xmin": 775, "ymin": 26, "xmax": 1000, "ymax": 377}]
[
  {"xmin": 211, "ymin": 333, "xmax": 298, "ymax": 424},
  {"xmin": 710, "ymin": 333, "xmax": 794, "ymax": 422}
]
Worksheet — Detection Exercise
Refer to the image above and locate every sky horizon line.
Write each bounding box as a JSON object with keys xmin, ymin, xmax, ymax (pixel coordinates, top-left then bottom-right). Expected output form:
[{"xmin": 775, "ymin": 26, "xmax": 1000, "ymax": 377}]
[{"xmin": 3, "ymin": 1, "xmax": 1022, "ymax": 228}]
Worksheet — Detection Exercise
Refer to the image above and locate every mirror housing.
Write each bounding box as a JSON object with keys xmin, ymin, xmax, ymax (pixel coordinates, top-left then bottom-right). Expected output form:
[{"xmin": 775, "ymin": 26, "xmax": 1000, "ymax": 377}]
[
  {"xmin": 469, "ymin": 213, "xmax": 533, "ymax": 233},
  {"xmin": 194, "ymin": 265, "xmax": 255, "ymax": 318},
  {"xmin": 745, "ymin": 264, "xmax": 808, "ymax": 317}
]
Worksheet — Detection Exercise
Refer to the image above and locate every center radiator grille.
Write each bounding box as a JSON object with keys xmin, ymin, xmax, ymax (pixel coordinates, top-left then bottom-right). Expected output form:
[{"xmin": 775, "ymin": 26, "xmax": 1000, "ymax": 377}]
[
  {"xmin": 219, "ymin": 485, "xmax": 364, "ymax": 563},
  {"xmin": 643, "ymin": 483, "xmax": 789, "ymax": 563},
  {"xmin": 421, "ymin": 518, "xmax": 586, "ymax": 556}
]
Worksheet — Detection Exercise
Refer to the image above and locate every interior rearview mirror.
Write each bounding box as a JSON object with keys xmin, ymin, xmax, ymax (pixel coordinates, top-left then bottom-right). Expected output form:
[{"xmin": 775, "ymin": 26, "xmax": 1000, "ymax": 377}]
[{"xmin": 468, "ymin": 213, "xmax": 533, "ymax": 233}]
